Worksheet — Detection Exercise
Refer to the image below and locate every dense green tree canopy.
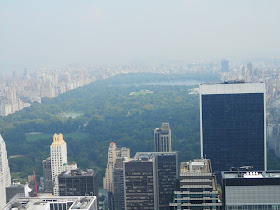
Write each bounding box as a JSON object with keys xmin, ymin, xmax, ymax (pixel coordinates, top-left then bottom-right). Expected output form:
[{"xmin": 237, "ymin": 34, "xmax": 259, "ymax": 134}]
[{"xmin": 1, "ymin": 72, "xmax": 278, "ymax": 184}]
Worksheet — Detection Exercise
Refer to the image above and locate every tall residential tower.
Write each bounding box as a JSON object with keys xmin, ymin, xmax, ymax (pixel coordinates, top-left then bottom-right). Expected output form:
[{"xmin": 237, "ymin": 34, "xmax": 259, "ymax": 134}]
[
  {"xmin": 50, "ymin": 133, "xmax": 77, "ymax": 195},
  {"xmin": 103, "ymin": 142, "xmax": 130, "ymax": 193},
  {"xmin": 200, "ymin": 82, "xmax": 266, "ymax": 174}
]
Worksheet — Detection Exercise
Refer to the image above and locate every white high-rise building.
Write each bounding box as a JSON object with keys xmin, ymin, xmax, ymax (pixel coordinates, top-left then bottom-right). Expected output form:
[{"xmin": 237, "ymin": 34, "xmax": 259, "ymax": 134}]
[
  {"xmin": 0, "ymin": 135, "xmax": 11, "ymax": 209},
  {"xmin": 103, "ymin": 142, "xmax": 130, "ymax": 193},
  {"xmin": 50, "ymin": 133, "xmax": 77, "ymax": 196}
]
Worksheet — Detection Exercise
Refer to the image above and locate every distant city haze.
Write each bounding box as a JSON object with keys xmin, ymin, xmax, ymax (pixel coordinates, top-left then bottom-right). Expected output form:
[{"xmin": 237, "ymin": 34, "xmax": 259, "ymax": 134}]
[{"xmin": 1, "ymin": 0, "xmax": 280, "ymax": 72}]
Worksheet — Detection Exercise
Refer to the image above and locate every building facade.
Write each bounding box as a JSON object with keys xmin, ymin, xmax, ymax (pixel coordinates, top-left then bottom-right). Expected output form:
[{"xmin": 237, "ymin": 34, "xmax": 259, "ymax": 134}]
[
  {"xmin": 170, "ymin": 159, "xmax": 222, "ymax": 209},
  {"xmin": 156, "ymin": 153, "xmax": 178, "ymax": 210},
  {"xmin": 124, "ymin": 157, "xmax": 156, "ymax": 210},
  {"xmin": 200, "ymin": 82, "xmax": 266, "ymax": 174},
  {"xmin": 103, "ymin": 142, "xmax": 130, "ymax": 194},
  {"xmin": 0, "ymin": 135, "xmax": 11, "ymax": 209},
  {"xmin": 58, "ymin": 169, "xmax": 98, "ymax": 200},
  {"xmin": 5, "ymin": 183, "xmax": 29, "ymax": 203},
  {"xmin": 113, "ymin": 158, "xmax": 125, "ymax": 210},
  {"xmin": 50, "ymin": 133, "xmax": 77, "ymax": 196},
  {"xmin": 42, "ymin": 157, "xmax": 53, "ymax": 193},
  {"xmin": 154, "ymin": 122, "xmax": 172, "ymax": 152},
  {"xmin": 222, "ymin": 171, "xmax": 280, "ymax": 209},
  {"xmin": 124, "ymin": 152, "xmax": 177, "ymax": 210}
]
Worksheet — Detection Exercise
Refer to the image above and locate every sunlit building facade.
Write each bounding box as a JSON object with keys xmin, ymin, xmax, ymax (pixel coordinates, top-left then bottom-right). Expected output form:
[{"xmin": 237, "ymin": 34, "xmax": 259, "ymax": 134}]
[{"xmin": 50, "ymin": 133, "xmax": 77, "ymax": 196}]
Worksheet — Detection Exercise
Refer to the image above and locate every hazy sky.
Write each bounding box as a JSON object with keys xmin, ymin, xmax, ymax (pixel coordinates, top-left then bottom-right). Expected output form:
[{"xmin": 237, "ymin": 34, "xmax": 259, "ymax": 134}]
[{"xmin": 1, "ymin": 0, "xmax": 280, "ymax": 71}]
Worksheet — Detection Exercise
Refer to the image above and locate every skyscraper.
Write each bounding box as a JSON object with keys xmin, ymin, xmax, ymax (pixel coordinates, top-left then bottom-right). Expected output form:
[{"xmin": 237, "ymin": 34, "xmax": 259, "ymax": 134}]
[
  {"xmin": 58, "ymin": 169, "xmax": 98, "ymax": 201},
  {"xmin": 113, "ymin": 158, "xmax": 126, "ymax": 210},
  {"xmin": 200, "ymin": 82, "xmax": 266, "ymax": 174},
  {"xmin": 124, "ymin": 157, "xmax": 155, "ymax": 210},
  {"xmin": 247, "ymin": 62, "xmax": 253, "ymax": 75},
  {"xmin": 169, "ymin": 159, "xmax": 222, "ymax": 209},
  {"xmin": 50, "ymin": 133, "xmax": 77, "ymax": 196},
  {"xmin": 222, "ymin": 171, "xmax": 280, "ymax": 209},
  {"xmin": 124, "ymin": 152, "xmax": 177, "ymax": 210},
  {"xmin": 103, "ymin": 142, "xmax": 130, "ymax": 193},
  {"xmin": 154, "ymin": 123, "xmax": 172, "ymax": 152},
  {"xmin": 42, "ymin": 157, "xmax": 52, "ymax": 193},
  {"xmin": 221, "ymin": 59, "xmax": 229, "ymax": 72},
  {"xmin": 0, "ymin": 135, "xmax": 11, "ymax": 209}
]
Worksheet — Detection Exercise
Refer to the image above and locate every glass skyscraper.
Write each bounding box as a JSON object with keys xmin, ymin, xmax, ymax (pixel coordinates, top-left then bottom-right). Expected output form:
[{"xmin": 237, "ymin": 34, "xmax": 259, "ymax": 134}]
[{"xmin": 199, "ymin": 82, "xmax": 266, "ymax": 174}]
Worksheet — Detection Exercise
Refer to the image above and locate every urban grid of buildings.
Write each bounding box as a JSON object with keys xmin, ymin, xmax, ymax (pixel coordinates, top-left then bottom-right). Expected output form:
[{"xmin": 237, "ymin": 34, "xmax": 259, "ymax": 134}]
[{"xmin": 2, "ymin": 59, "xmax": 280, "ymax": 209}]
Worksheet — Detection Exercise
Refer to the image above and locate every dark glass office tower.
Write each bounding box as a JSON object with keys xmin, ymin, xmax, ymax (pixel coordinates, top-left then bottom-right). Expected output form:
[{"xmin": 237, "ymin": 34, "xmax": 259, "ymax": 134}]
[
  {"xmin": 124, "ymin": 152, "xmax": 178, "ymax": 210},
  {"xmin": 113, "ymin": 158, "xmax": 125, "ymax": 210},
  {"xmin": 124, "ymin": 158, "xmax": 155, "ymax": 210},
  {"xmin": 200, "ymin": 82, "xmax": 266, "ymax": 174},
  {"xmin": 156, "ymin": 153, "xmax": 178, "ymax": 210},
  {"xmin": 58, "ymin": 169, "xmax": 98, "ymax": 200}
]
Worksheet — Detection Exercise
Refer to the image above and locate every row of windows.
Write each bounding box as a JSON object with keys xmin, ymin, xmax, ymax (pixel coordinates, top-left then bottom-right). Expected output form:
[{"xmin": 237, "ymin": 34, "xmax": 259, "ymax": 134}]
[{"xmin": 226, "ymin": 205, "xmax": 280, "ymax": 210}]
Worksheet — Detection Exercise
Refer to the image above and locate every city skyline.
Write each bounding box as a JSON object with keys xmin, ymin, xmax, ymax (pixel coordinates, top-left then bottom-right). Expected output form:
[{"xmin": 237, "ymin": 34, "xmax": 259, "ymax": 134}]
[{"xmin": 1, "ymin": 1, "xmax": 280, "ymax": 208}]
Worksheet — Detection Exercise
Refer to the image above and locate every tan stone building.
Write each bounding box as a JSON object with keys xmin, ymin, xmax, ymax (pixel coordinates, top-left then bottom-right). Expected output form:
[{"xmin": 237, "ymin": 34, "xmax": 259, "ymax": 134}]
[{"xmin": 103, "ymin": 142, "xmax": 130, "ymax": 193}]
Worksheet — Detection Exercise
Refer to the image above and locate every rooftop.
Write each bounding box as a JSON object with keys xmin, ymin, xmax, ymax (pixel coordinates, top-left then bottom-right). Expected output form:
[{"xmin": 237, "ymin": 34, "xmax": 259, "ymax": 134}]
[
  {"xmin": 222, "ymin": 171, "xmax": 280, "ymax": 179},
  {"xmin": 180, "ymin": 159, "xmax": 211, "ymax": 174},
  {"xmin": 59, "ymin": 169, "xmax": 96, "ymax": 177},
  {"xmin": 51, "ymin": 133, "xmax": 66, "ymax": 146},
  {"xmin": 3, "ymin": 196, "xmax": 97, "ymax": 210},
  {"xmin": 154, "ymin": 122, "xmax": 170, "ymax": 133},
  {"xmin": 199, "ymin": 82, "xmax": 265, "ymax": 95},
  {"xmin": 6, "ymin": 184, "xmax": 27, "ymax": 188},
  {"xmin": 134, "ymin": 151, "xmax": 177, "ymax": 160}
]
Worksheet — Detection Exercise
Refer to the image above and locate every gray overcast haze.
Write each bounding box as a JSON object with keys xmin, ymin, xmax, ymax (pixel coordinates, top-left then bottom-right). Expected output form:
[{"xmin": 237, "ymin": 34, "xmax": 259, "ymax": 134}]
[{"xmin": 0, "ymin": 0, "xmax": 280, "ymax": 71}]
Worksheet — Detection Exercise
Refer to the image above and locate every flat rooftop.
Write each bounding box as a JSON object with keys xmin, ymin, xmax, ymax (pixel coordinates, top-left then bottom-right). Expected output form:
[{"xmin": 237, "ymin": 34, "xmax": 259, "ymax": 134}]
[
  {"xmin": 3, "ymin": 196, "xmax": 97, "ymax": 210},
  {"xmin": 200, "ymin": 82, "xmax": 265, "ymax": 95},
  {"xmin": 134, "ymin": 151, "xmax": 177, "ymax": 160},
  {"xmin": 59, "ymin": 169, "xmax": 96, "ymax": 177},
  {"xmin": 222, "ymin": 171, "xmax": 280, "ymax": 179},
  {"xmin": 180, "ymin": 159, "xmax": 211, "ymax": 174}
]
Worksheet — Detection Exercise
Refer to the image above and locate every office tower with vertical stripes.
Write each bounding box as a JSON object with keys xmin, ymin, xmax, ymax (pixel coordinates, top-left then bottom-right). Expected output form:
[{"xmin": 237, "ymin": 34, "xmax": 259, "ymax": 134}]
[
  {"xmin": 154, "ymin": 123, "xmax": 172, "ymax": 152},
  {"xmin": 124, "ymin": 152, "xmax": 177, "ymax": 210}
]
